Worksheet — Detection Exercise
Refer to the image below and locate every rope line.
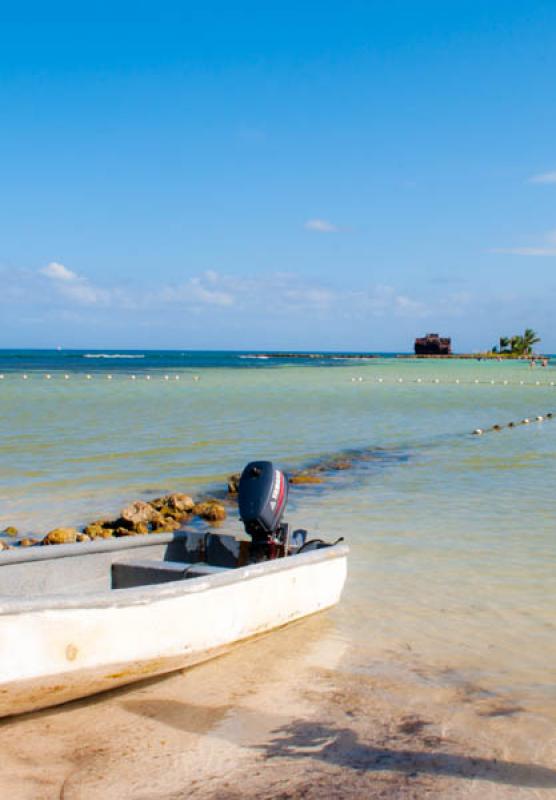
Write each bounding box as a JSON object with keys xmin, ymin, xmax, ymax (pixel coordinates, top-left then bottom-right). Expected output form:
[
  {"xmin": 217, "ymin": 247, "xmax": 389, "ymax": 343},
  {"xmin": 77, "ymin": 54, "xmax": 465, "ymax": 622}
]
[
  {"xmin": 0, "ymin": 373, "xmax": 554, "ymax": 386},
  {"xmin": 473, "ymin": 412, "xmax": 553, "ymax": 435}
]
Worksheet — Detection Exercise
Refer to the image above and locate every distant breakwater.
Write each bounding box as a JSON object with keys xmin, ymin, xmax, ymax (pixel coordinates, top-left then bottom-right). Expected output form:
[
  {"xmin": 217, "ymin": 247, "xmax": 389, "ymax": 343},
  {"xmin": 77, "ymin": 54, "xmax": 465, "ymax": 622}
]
[{"xmin": 256, "ymin": 352, "xmax": 378, "ymax": 360}]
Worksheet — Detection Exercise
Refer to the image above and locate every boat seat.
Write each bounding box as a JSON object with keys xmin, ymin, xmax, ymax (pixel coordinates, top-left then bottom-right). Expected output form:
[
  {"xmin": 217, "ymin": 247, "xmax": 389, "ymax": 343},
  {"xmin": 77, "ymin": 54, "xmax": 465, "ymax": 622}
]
[
  {"xmin": 112, "ymin": 559, "xmax": 192, "ymax": 589},
  {"xmin": 111, "ymin": 559, "xmax": 231, "ymax": 589}
]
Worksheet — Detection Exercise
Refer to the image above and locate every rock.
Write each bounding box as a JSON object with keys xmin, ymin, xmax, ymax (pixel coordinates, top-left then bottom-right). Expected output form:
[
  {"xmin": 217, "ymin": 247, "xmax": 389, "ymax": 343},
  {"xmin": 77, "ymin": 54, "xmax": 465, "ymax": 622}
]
[
  {"xmin": 327, "ymin": 459, "xmax": 352, "ymax": 471},
  {"xmin": 43, "ymin": 527, "xmax": 79, "ymax": 545},
  {"xmin": 193, "ymin": 500, "xmax": 227, "ymax": 522},
  {"xmin": 114, "ymin": 527, "xmax": 138, "ymax": 537},
  {"xmin": 2, "ymin": 526, "xmax": 18, "ymax": 537},
  {"xmin": 149, "ymin": 493, "xmax": 194, "ymax": 517},
  {"xmin": 135, "ymin": 522, "xmax": 149, "ymax": 535},
  {"xmin": 0, "ymin": 540, "xmax": 10, "ymax": 551},
  {"xmin": 289, "ymin": 472, "xmax": 323, "ymax": 485},
  {"xmin": 89, "ymin": 518, "xmax": 114, "ymax": 529},
  {"xmin": 76, "ymin": 533, "xmax": 91, "ymax": 542},
  {"xmin": 227, "ymin": 473, "xmax": 241, "ymax": 494},
  {"xmin": 19, "ymin": 538, "xmax": 39, "ymax": 547},
  {"xmin": 150, "ymin": 515, "xmax": 181, "ymax": 533},
  {"xmin": 120, "ymin": 500, "xmax": 159, "ymax": 527},
  {"xmin": 84, "ymin": 524, "xmax": 114, "ymax": 539}
]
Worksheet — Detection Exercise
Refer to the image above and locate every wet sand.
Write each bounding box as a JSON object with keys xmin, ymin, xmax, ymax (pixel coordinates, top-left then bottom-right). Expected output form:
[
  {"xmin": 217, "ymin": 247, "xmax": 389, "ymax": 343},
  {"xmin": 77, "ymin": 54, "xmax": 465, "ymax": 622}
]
[{"xmin": 1, "ymin": 616, "xmax": 556, "ymax": 800}]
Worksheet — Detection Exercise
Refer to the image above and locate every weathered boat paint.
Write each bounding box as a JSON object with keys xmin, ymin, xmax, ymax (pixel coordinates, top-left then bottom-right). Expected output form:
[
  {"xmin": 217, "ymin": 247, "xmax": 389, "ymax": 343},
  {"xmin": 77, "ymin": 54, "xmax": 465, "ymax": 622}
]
[{"xmin": 0, "ymin": 542, "xmax": 348, "ymax": 717}]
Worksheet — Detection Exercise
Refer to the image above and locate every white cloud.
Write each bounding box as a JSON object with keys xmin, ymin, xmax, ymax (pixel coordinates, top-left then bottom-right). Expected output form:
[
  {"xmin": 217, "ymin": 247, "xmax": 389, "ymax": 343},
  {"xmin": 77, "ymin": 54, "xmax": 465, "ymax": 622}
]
[
  {"xmin": 304, "ymin": 219, "xmax": 340, "ymax": 233},
  {"xmin": 4, "ymin": 262, "xmax": 437, "ymax": 325},
  {"xmin": 40, "ymin": 262, "xmax": 78, "ymax": 281},
  {"xmin": 158, "ymin": 272, "xmax": 235, "ymax": 307},
  {"xmin": 39, "ymin": 262, "xmax": 115, "ymax": 306},
  {"xmin": 529, "ymin": 171, "xmax": 556, "ymax": 184},
  {"xmin": 189, "ymin": 277, "xmax": 234, "ymax": 306},
  {"xmin": 490, "ymin": 247, "xmax": 556, "ymax": 256},
  {"xmin": 490, "ymin": 229, "xmax": 556, "ymax": 256}
]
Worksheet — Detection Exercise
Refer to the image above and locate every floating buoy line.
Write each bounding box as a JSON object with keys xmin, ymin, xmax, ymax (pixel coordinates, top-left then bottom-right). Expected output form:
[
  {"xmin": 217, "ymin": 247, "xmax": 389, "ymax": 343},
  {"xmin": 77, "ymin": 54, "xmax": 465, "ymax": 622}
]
[
  {"xmin": 347, "ymin": 377, "xmax": 555, "ymax": 386},
  {"xmin": 0, "ymin": 373, "xmax": 198, "ymax": 382},
  {"xmin": 472, "ymin": 412, "xmax": 553, "ymax": 435},
  {"xmin": 0, "ymin": 373, "xmax": 553, "ymax": 386}
]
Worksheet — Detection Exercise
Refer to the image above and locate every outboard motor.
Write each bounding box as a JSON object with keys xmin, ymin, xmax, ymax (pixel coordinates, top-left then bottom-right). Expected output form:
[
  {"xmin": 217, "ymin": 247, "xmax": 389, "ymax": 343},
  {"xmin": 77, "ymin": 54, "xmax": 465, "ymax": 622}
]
[{"xmin": 238, "ymin": 461, "xmax": 292, "ymax": 561}]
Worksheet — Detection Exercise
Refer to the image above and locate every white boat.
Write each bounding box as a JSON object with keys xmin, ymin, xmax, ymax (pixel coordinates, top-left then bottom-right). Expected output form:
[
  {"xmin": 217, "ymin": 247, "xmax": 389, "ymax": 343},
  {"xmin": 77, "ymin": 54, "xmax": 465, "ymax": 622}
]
[
  {"xmin": 0, "ymin": 461, "xmax": 348, "ymax": 718},
  {"xmin": 0, "ymin": 461, "xmax": 348, "ymax": 717}
]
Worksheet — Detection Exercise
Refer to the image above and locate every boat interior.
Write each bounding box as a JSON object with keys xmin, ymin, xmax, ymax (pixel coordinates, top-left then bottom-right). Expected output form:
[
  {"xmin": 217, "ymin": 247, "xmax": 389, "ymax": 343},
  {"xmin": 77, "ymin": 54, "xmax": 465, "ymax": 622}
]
[
  {"xmin": 0, "ymin": 531, "xmax": 255, "ymax": 598},
  {"xmin": 0, "ymin": 530, "xmax": 328, "ymax": 600}
]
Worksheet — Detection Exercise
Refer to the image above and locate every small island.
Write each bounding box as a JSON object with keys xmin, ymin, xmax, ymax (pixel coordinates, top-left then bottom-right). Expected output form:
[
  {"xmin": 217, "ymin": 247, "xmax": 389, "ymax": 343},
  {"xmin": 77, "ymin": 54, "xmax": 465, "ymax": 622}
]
[{"xmin": 408, "ymin": 328, "xmax": 544, "ymax": 359}]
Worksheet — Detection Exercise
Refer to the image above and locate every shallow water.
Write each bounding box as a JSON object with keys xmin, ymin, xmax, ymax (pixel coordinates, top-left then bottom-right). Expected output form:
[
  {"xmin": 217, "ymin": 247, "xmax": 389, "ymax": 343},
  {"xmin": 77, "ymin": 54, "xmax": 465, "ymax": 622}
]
[{"xmin": 1, "ymin": 352, "xmax": 555, "ymax": 749}]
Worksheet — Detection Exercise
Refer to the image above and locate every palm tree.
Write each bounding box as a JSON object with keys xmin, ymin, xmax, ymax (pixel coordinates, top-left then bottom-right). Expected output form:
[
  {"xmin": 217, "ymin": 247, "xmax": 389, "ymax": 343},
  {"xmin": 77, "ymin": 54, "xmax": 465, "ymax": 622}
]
[
  {"xmin": 510, "ymin": 335, "xmax": 524, "ymax": 355},
  {"xmin": 499, "ymin": 336, "xmax": 510, "ymax": 352},
  {"xmin": 521, "ymin": 328, "xmax": 541, "ymax": 355}
]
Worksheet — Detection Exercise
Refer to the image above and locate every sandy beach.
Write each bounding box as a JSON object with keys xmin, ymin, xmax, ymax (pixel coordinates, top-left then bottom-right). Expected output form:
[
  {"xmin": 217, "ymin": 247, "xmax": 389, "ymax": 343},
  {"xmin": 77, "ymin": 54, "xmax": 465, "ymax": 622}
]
[{"xmin": 2, "ymin": 611, "xmax": 556, "ymax": 800}]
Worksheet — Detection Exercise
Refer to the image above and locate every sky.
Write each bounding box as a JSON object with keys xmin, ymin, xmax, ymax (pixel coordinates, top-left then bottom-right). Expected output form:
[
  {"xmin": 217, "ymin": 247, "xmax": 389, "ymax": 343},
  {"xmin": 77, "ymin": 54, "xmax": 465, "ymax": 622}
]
[{"xmin": 1, "ymin": 1, "xmax": 556, "ymax": 351}]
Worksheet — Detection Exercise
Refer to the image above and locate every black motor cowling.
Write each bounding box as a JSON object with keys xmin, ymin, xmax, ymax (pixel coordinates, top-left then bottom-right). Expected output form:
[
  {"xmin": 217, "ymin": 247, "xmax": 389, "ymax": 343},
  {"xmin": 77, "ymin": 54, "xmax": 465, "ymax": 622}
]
[
  {"xmin": 238, "ymin": 461, "xmax": 310, "ymax": 560},
  {"xmin": 238, "ymin": 460, "xmax": 288, "ymax": 541}
]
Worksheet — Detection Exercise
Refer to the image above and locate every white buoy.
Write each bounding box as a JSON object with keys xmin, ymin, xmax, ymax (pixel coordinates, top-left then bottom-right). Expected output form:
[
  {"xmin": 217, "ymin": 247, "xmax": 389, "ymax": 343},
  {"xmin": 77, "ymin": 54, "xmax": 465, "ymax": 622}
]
[
  {"xmin": 175, "ymin": 375, "xmax": 180, "ymax": 380},
  {"xmin": 107, "ymin": 374, "xmax": 112, "ymax": 380},
  {"xmin": 434, "ymin": 378, "xmax": 440, "ymax": 383},
  {"xmin": 536, "ymin": 415, "xmax": 544, "ymax": 421},
  {"xmin": 45, "ymin": 374, "xmax": 51, "ymax": 379},
  {"xmin": 64, "ymin": 374, "xmax": 70, "ymax": 380},
  {"xmin": 131, "ymin": 375, "xmax": 136, "ymax": 380},
  {"xmin": 358, "ymin": 376, "xmax": 363, "ymax": 382},
  {"xmin": 455, "ymin": 379, "xmax": 460, "ymax": 384},
  {"xmin": 490, "ymin": 380, "xmax": 495, "ymax": 384},
  {"xmin": 536, "ymin": 381, "xmax": 540, "ymax": 386},
  {"xmin": 550, "ymin": 382, "xmax": 554, "ymax": 386},
  {"xmin": 146, "ymin": 375, "xmax": 151, "ymax": 381},
  {"xmin": 522, "ymin": 418, "xmax": 530, "ymax": 424},
  {"xmin": 503, "ymin": 380, "xmax": 508, "ymax": 385},
  {"xmin": 378, "ymin": 378, "xmax": 383, "ymax": 383},
  {"xmin": 417, "ymin": 378, "xmax": 422, "ymax": 383},
  {"xmin": 86, "ymin": 374, "xmax": 92, "ymax": 380},
  {"xmin": 473, "ymin": 428, "xmax": 483, "ymax": 435},
  {"xmin": 0, "ymin": 375, "xmax": 4, "ymax": 380},
  {"xmin": 164, "ymin": 375, "xmax": 169, "ymax": 381},
  {"xmin": 22, "ymin": 374, "xmax": 28, "ymax": 380},
  {"xmin": 193, "ymin": 375, "xmax": 200, "ymax": 382},
  {"xmin": 398, "ymin": 378, "xmax": 403, "ymax": 383},
  {"xmin": 474, "ymin": 379, "xmax": 479, "ymax": 384}
]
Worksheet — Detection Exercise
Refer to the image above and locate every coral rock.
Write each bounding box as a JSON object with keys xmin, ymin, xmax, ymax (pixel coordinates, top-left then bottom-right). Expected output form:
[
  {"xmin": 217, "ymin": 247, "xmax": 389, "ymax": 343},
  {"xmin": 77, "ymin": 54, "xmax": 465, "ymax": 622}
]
[
  {"xmin": 227, "ymin": 473, "xmax": 241, "ymax": 494},
  {"xmin": 19, "ymin": 538, "xmax": 39, "ymax": 547},
  {"xmin": 84, "ymin": 524, "xmax": 114, "ymax": 539},
  {"xmin": 43, "ymin": 527, "xmax": 79, "ymax": 545},
  {"xmin": 193, "ymin": 500, "xmax": 227, "ymax": 522},
  {"xmin": 120, "ymin": 500, "xmax": 159, "ymax": 527},
  {"xmin": 0, "ymin": 540, "xmax": 10, "ymax": 551},
  {"xmin": 149, "ymin": 493, "xmax": 194, "ymax": 517},
  {"xmin": 114, "ymin": 527, "xmax": 137, "ymax": 537},
  {"xmin": 2, "ymin": 526, "xmax": 18, "ymax": 537},
  {"xmin": 150, "ymin": 515, "xmax": 181, "ymax": 533},
  {"xmin": 289, "ymin": 472, "xmax": 323, "ymax": 485},
  {"xmin": 328, "ymin": 459, "xmax": 352, "ymax": 470},
  {"xmin": 76, "ymin": 533, "xmax": 91, "ymax": 542}
]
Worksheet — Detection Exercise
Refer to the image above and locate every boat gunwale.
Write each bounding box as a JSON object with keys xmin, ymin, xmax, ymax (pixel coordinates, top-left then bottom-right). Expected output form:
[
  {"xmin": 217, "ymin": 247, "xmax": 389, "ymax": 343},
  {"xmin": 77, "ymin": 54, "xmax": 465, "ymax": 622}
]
[
  {"xmin": 0, "ymin": 543, "xmax": 349, "ymax": 616},
  {"xmin": 0, "ymin": 530, "xmax": 187, "ymax": 565}
]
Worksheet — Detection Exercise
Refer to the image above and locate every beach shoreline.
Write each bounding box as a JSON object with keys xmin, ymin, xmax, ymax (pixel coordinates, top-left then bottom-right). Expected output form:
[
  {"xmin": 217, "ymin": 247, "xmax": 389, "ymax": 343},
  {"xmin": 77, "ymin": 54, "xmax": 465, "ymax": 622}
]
[{"xmin": 1, "ymin": 615, "xmax": 555, "ymax": 800}]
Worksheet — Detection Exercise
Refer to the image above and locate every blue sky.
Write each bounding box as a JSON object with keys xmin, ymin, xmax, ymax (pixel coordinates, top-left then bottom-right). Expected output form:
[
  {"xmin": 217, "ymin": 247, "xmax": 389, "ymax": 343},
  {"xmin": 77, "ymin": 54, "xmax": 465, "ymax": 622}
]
[{"xmin": 1, "ymin": 1, "xmax": 556, "ymax": 351}]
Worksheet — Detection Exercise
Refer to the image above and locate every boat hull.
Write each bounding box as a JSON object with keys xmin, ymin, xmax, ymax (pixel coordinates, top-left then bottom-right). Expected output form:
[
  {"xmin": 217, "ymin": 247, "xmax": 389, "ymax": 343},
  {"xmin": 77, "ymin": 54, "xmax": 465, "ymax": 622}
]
[{"xmin": 0, "ymin": 545, "xmax": 347, "ymax": 717}]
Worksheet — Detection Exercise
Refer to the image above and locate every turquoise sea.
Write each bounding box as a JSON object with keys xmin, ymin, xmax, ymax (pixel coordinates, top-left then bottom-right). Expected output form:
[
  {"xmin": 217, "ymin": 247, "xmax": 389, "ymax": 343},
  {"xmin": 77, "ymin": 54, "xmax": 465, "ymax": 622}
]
[{"xmin": 1, "ymin": 350, "xmax": 555, "ymax": 759}]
